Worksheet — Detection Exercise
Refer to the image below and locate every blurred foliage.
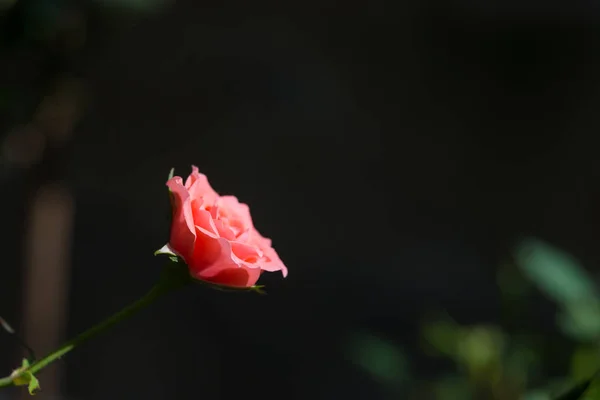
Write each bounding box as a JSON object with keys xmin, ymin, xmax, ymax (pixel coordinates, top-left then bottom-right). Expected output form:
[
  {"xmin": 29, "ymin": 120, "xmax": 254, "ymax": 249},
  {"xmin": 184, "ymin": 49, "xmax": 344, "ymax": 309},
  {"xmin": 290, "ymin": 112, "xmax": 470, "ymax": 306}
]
[
  {"xmin": 343, "ymin": 331, "xmax": 410, "ymax": 395},
  {"xmin": 516, "ymin": 238, "xmax": 600, "ymax": 342},
  {"xmin": 345, "ymin": 237, "xmax": 600, "ymax": 399}
]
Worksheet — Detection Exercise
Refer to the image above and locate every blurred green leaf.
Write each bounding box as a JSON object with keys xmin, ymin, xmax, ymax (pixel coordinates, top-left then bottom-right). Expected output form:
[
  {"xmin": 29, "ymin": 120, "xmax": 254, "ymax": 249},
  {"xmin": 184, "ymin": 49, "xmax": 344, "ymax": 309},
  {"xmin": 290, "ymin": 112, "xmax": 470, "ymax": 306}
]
[
  {"xmin": 523, "ymin": 391, "xmax": 552, "ymax": 400},
  {"xmin": 526, "ymin": 380, "xmax": 573, "ymax": 400},
  {"xmin": 553, "ymin": 376, "xmax": 596, "ymax": 400},
  {"xmin": 433, "ymin": 375, "xmax": 473, "ymax": 400},
  {"xmin": 571, "ymin": 346, "xmax": 600, "ymax": 382},
  {"xmin": 421, "ymin": 316, "xmax": 461, "ymax": 357},
  {"xmin": 343, "ymin": 331, "xmax": 409, "ymax": 389},
  {"xmin": 457, "ymin": 326, "xmax": 505, "ymax": 373},
  {"xmin": 514, "ymin": 238, "xmax": 600, "ymax": 340},
  {"xmin": 581, "ymin": 378, "xmax": 600, "ymax": 399},
  {"xmin": 505, "ymin": 341, "xmax": 540, "ymax": 388},
  {"xmin": 547, "ymin": 372, "xmax": 600, "ymax": 400},
  {"xmin": 557, "ymin": 304, "xmax": 600, "ymax": 342},
  {"xmin": 514, "ymin": 238, "xmax": 598, "ymax": 306}
]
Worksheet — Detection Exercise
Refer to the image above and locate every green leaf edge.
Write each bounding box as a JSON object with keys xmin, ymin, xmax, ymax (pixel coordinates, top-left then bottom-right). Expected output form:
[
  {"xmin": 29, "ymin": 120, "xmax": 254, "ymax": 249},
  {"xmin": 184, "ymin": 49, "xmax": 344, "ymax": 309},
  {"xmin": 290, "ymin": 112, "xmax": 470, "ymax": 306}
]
[
  {"xmin": 553, "ymin": 372, "xmax": 599, "ymax": 400},
  {"xmin": 27, "ymin": 373, "xmax": 40, "ymax": 395}
]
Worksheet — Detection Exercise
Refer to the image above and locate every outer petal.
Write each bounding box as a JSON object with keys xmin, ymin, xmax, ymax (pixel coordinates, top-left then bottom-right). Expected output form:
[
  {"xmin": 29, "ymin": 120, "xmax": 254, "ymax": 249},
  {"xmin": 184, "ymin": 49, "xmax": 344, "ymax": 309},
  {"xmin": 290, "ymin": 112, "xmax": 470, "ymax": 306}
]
[
  {"xmin": 201, "ymin": 266, "xmax": 261, "ymax": 287},
  {"xmin": 249, "ymin": 227, "xmax": 271, "ymax": 247},
  {"xmin": 260, "ymin": 246, "xmax": 288, "ymax": 277},
  {"xmin": 188, "ymin": 227, "xmax": 244, "ymax": 278},
  {"xmin": 250, "ymin": 228, "xmax": 288, "ymax": 277},
  {"xmin": 189, "ymin": 229, "xmax": 260, "ymax": 287},
  {"xmin": 166, "ymin": 176, "xmax": 196, "ymax": 260},
  {"xmin": 188, "ymin": 227, "xmax": 231, "ymax": 275},
  {"xmin": 186, "ymin": 166, "xmax": 219, "ymax": 204}
]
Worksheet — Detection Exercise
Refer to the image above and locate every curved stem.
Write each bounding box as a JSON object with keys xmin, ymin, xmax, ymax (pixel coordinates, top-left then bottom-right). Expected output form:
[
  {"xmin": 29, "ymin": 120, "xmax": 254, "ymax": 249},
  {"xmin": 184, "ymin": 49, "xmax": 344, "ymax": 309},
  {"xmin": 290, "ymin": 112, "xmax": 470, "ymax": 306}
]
[{"xmin": 0, "ymin": 263, "xmax": 191, "ymax": 388}]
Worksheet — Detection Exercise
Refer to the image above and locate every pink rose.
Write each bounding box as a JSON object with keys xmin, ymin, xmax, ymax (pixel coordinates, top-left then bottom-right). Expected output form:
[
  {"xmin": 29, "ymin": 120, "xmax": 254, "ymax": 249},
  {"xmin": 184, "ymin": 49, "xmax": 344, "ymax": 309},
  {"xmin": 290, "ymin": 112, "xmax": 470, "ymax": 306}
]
[{"xmin": 166, "ymin": 166, "xmax": 288, "ymax": 287}]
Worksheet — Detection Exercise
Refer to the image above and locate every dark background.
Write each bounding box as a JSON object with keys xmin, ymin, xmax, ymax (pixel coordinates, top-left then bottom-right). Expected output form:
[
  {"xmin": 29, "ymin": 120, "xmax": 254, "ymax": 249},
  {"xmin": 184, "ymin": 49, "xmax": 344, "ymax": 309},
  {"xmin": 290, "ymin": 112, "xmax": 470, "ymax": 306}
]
[{"xmin": 1, "ymin": 1, "xmax": 600, "ymax": 399}]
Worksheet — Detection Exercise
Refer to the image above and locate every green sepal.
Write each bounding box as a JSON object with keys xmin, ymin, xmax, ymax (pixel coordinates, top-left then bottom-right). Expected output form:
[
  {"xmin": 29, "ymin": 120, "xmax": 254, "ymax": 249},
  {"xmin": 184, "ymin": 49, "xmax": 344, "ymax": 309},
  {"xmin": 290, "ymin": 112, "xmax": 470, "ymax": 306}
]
[
  {"xmin": 168, "ymin": 168, "xmax": 175, "ymax": 181},
  {"xmin": 154, "ymin": 245, "xmax": 182, "ymax": 265},
  {"xmin": 154, "ymin": 244, "xmax": 177, "ymax": 258},
  {"xmin": 26, "ymin": 373, "xmax": 40, "ymax": 395},
  {"xmin": 250, "ymin": 285, "xmax": 267, "ymax": 295},
  {"xmin": 10, "ymin": 359, "xmax": 40, "ymax": 395}
]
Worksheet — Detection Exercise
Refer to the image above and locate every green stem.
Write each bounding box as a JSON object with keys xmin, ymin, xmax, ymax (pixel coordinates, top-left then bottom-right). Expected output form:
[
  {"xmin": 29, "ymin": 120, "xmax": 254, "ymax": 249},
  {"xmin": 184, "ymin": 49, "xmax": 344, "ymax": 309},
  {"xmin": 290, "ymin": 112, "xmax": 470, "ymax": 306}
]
[{"xmin": 0, "ymin": 264, "xmax": 191, "ymax": 387}]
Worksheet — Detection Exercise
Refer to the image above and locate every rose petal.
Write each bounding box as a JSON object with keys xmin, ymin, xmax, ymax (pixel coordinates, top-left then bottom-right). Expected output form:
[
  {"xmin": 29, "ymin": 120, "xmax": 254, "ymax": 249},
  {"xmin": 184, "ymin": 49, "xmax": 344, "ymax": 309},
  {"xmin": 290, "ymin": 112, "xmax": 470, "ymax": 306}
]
[
  {"xmin": 260, "ymin": 246, "xmax": 288, "ymax": 277},
  {"xmin": 200, "ymin": 266, "xmax": 262, "ymax": 287},
  {"xmin": 217, "ymin": 196, "xmax": 254, "ymax": 234},
  {"xmin": 189, "ymin": 230, "xmax": 260, "ymax": 287},
  {"xmin": 249, "ymin": 228, "xmax": 288, "ymax": 277},
  {"xmin": 212, "ymin": 219, "xmax": 237, "ymax": 241},
  {"xmin": 166, "ymin": 176, "xmax": 196, "ymax": 260},
  {"xmin": 249, "ymin": 227, "xmax": 272, "ymax": 248},
  {"xmin": 191, "ymin": 200, "xmax": 219, "ymax": 237},
  {"xmin": 185, "ymin": 166, "xmax": 219, "ymax": 204},
  {"xmin": 188, "ymin": 227, "xmax": 233, "ymax": 275},
  {"xmin": 231, "ymin": 241, "xmax": 263, "ymax": 263}
]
